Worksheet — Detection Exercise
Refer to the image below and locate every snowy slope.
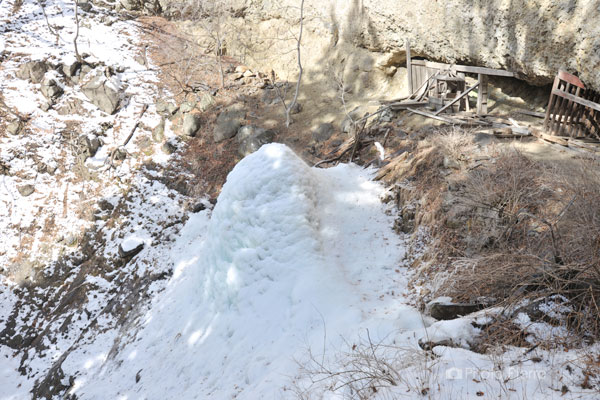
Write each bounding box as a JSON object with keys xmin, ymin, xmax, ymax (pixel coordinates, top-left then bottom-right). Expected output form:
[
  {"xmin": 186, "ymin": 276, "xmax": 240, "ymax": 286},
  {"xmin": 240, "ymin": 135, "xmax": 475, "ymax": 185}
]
[{"xmin": 65, "ymin": 143, "xmax": 409, "ymax": 398}]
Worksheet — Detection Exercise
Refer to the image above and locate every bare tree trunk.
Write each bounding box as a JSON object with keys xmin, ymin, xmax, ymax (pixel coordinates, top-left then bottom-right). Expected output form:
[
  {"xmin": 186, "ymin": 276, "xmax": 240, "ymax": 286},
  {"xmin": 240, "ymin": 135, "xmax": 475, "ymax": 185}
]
[
  {"xmin": 73, "ymin": 0, "xmax": 83, "ymax": 63},
  {"xmin": 216, "ymin": 30, "xmax": 225, "ymax": 89},
  {"xmin": 285, "ymin": 0, "xmax": 304, "ymax": 128}
]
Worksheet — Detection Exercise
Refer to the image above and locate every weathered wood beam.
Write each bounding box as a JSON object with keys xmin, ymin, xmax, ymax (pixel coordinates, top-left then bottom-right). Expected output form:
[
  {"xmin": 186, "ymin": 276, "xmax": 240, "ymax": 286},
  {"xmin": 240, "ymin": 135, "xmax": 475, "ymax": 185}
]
[
  {"xmin": 476, "ymin": 74, "xmax": 489, "ymax": 115},
  {"xmin": 410, "ymin": 59, "xmax": 514, "ymax": 77},
  {"xmin": 434, "ymin": 83, "xmax": 479, "ymax": 115},
  {"xmin": 551, "ymin": 88, "xmax": 600, "ymax": 113},
  {"xmin": 406, "ymin": 39, "xmax": 413, "ymax": 95}
]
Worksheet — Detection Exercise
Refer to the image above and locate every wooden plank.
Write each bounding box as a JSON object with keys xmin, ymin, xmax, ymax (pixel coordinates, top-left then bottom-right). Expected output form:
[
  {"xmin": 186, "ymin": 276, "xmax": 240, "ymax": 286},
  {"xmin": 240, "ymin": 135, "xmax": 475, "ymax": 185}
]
[
  {"xmin": 406, "ymin": 39, "xmax": 413, "ymax": 95},
  {"xmin": 477, "ymin": 74, "xmax": 489, "ymax": 115},
  {"xmin": 410, "ymin": 59, "xmax": 514, "ymax": 77},
  {"xmin": 407, "ymin": 107, "xmax": 472, "ymax": 125},
  {"xmin": 558, "ymin": 70, "xmax": 585, "ymax": 89},
  {"xmin": 551, "ymin": 88, "xmax": 600, "ymax": 113},
  {"xmin": 540, "ymin": 131, "xmax": 569, "ymax": 146},
  {"xmin": 434, "ymin": 83, "xmax": 479, "ymax": 115},
  {"xmin": 517, "ymin": 109, "xmax": 546, "ymax": 118},
  {"xmin": 569, "ymin": 138, "xmax": 600, "ymax": 153}
]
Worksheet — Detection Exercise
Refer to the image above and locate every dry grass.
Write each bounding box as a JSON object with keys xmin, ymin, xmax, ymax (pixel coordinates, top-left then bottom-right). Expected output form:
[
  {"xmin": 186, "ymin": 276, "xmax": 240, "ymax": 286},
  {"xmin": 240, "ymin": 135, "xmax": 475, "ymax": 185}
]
[{"xmin": 388, "ymin": 128, "xmax": 600, "ymax": 344}]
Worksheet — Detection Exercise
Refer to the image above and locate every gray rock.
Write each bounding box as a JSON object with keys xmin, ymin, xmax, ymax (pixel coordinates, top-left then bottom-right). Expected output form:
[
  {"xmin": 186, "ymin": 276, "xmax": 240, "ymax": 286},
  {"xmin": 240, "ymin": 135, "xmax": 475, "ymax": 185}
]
[
  {"xmin": 62, "ymin": 60, "xmax": 81, "ymax": 77},
  {"xmin": 197, "ymin": 93, "xmax": 215, "ymax": 112},
  {"xmin": 55, "ymin": 98, "xmax": 84, "ymax": 115},
  {"xmin": 443, "ymin": 156, "xmax": 460, "ymax": 170},
  {"xmin": 78, "ymin": 134, "xmax": 101, "ymax": 159},
  {"xmin": 182, "ymin": 113, "xmax": 202, "ymax": 137},
  {"xmin": 98, "ymin": 199, "xmax": 115, "ymax": 211},
  {"xmin": 428, "ymin": 302, "xmax": 484, "ymax": 320},
  {"xmin": 118, "ymin": 242, "xmax": 144, "ymax": 258},
  {"xmin": 166, "ymin": 103, "xmax": 179, "ymax": 116},
  {"xmin": 17, "ymin": 184, "xmax": 35, "ymax": 197},
  {"xmin": 16, "ymin": 61, "xmax": 48, "ymax": 83},
  {"xmin": 6, "ymin": 121, "xmax": 22, "ymax": 135},
  {"xmin": 213, "ymin": 104, "xmax": 246, "ymax": 142},
  {"xmin": 236, "ymin": 125, "xmax": 259, "ymax": 143},
  {"xmin": 340, "ymin": 107, "xmax": 366, "ymax": 134},
  {"xmin": 40, "ymin": 101, "xmax": 52, "ymax": 112},
  {"xmin": 179, "ymin": 101, "xmax": 195, "ymax": 113},
  {"xmin": 79, "ymin": 64, "xmax": 92, "ymax": 78},
  {"xmin": 0, "ymin": 162, "xmax": 9, "ymax": 175},
  {"xmin": 81, "ymin": 73, "xmax": 121, "ymax": 114},
  {"xmin": 238, "ymin": 129, "xmax": 276, "ymax": 157},
  {"xmin": 78, "ymin": 0, "xmax": 92, "ymax": 11},
  {"xmin": 113, "ymin": 148, "xmax": 127, "ymax": 161},
  {"xmin": 289, "ymin": 102, "xmax": 303, "ymax": 115},
  {"xmin": 40, "ymin": 78, "xmax": 63, "ymax": 101},
  {"xmin": 152, "ymin": 119, "xmax": 166, "ymax": 142},
  {"xmin": 119, "ymin": 0, "xmax": 141, "ymax": 10},
  {"xmin": 162, "ymin": 137, "xmax": 180, "ymax": 154},
  {"xmin": 261, "ymin": 88, "xmax": 282, "ymax": 105},
  {"xmin": 312, "ymin": 122, "xmax": 334, "ymax": 142}
]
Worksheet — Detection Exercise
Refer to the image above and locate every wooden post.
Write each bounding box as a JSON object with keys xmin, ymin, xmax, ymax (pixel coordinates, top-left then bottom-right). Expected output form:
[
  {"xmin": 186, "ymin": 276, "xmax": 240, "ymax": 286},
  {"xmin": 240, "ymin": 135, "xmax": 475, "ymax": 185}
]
[
  {"xmin": 406, "ymin": 39, "xmax": 413, "ymax": 95},
  {"xmin": 476, "ymin": 74, "xmax": 488, "ymax": 115}
]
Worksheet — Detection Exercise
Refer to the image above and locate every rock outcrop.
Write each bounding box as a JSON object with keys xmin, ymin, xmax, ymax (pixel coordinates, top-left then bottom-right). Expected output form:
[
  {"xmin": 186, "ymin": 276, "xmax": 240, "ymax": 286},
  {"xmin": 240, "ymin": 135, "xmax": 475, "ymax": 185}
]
[
  {"xmin": 81, "ymin": 71, "xmax": 121, "ymax": 114},
  {"xmin": 167, "ymin": 0, "xmax": 600, "ymax": 92}
]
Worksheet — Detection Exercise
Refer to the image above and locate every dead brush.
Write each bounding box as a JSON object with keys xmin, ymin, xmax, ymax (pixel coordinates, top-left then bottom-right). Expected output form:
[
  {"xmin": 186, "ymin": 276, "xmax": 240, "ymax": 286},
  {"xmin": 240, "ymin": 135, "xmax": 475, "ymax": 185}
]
[
  {"xmin": 388, "ymin": 125, "xmax": 600, "ymax": 348},
  {"xmin": 295, "ymin": 330, "xmax": 437, "ymax": 399},
  {"xmin": 434, "ymin": 148, "xmax": 600, "ymax": 342}
]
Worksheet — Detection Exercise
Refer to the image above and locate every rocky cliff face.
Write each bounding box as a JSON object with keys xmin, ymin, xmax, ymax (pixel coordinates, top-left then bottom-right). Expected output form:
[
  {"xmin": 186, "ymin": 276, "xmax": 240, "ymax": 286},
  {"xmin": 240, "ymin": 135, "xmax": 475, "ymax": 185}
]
[{"xmin": 162, "ymin": 0, "xmax": 600, "ymax": 93}]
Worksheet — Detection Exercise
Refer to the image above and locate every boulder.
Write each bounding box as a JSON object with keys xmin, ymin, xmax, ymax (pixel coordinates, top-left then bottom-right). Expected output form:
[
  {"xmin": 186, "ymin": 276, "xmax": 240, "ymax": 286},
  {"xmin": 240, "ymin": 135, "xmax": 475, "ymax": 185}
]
[
  {"xmin": 289, "ymin": 102, "xmax": 303, "ymax": 115},
  {"xmin": 40, "ymin": 101, "xmax": 52, "ymax": 112},
  {"xmin": 40, "ymin": 78, "xmax": 63, "ymax": 101},
  {"xmin": 78, "ymin": 0, "xmax": 92, "ymax": 11},
  {"xmin": 62, "ymin": 60, "xmax": 81, "ymax": 78},
  {"xmin": 16, "ymin": 61, "xmax": 48, "ymax": 83},
  {"xmin": 119, "ymin": 0, "xmax": 141, "ymax": 10},
  {"xmin": 197, "ymin": 92, "xmax": 215, "ymax": 112},
  {"xmin": 78, "ymin": 134, "xmax": 101, "ymax": 159},
  {"xmin": 81, "ymin": 72, "xmax": 121, "ymax": 114},
  {"xmin": 179, "ymin": 101, "xmax": 195, "ymax": 113},
  {"xmin": 213, "ymin": 104, "xmax": 246, "ymax": 142},
  {"xmin": 162, "ymin": 136, "xmax": 180, "ymax": 154},
  {"xmin": 17, "ymin": 184, "xmax": 35, "ymax": 197},
  {"xmin": 6, "ymin": 121, "xmax": 22, "ymax": 135},
  {"xmin": 428, "ymin": 302, "xmax": 484, "ymax": 320},
  {"xmin": 238, "ymin": 128, "xmax": 276, "ymax": 157},
  {"xmin": 118, "ymin": 237, "xmax": 144, "ymax": 258},
  {"xmin": 312, "ymin": 122, "xmax": 334, "ymax": 142},
  {"xmin": 340, "ymin": 107, "xmax": 367, "ymax": 134},
  {"xmin": 182, "ymin": 114, "xmax": 202, "ymax": 137},
  {"xmin": 156, "ymin": 99, "xmax": 178, "ymax": 116},
  {"xmin": 152, "ymin": 119, "xmax": 166, "ymax": 142},
  {"xmin": 56, "ymin": 98, "xmax": 85, "ymax": 115}
]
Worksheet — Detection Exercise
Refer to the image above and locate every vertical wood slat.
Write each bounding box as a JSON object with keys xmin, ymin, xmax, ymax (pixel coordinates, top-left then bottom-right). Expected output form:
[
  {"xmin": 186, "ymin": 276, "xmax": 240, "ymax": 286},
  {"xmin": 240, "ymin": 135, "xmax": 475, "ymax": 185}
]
[
  {"xmin": 552, "ymin": 81, "xmax": 568, "ymax": 134},
  {"xmin": 457, "ymin": 72, "xmax": 468, "ymax": 111},
  {"xmin": 560, "ymin": 84, "xmax": 577, "ymax": 136},
  {"xmin": 564, "ymin": 86, "xmax": 581, "ymax": 136},
  {"xmin": 476, "ymin": 74, "xmax": 489, "ymax": 115},
  {"xmin": 589, "ymin": 92, "xmax": 600, "ymax": 139},
  {"xmin": 578, "ymin": 88, "xmax": 593, "ymax": 137},
  {"xmin": 406, "ymin": 39, "xmax": 413, "ymax": 95},
  {"xmin": 544, "ymin": 75, "xmax": 561, "ymax": 132}
]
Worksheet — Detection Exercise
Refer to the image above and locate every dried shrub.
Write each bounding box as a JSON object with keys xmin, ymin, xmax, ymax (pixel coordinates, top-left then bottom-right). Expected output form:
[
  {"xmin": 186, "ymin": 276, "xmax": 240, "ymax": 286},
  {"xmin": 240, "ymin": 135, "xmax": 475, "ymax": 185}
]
[{"xmin": 393, "ymin": 127, "xmax": 600, "ymax": 342}]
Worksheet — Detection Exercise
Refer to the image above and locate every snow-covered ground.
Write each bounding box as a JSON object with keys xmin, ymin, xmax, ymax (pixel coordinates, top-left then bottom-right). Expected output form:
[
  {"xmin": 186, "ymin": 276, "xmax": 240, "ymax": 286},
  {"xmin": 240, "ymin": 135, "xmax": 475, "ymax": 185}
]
[{"xmin": 1, "ymin": 1, "xmax": 600, "ymax": 399}]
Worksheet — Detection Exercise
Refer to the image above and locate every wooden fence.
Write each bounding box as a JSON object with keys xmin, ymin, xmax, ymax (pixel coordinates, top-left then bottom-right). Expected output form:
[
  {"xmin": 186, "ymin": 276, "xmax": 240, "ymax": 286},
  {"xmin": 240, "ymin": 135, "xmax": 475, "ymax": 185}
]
[{"xmin": 544, "ymin": 70, "xmax": 600, "ymax": 140}]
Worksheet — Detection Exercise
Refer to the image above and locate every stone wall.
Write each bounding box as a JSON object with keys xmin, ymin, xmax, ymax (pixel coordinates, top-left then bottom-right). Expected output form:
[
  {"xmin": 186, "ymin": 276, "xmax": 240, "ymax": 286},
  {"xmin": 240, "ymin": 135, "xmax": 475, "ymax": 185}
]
[{"xmin": 161, "ymin": 0, "xmax": 600, "ymax": 93}]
